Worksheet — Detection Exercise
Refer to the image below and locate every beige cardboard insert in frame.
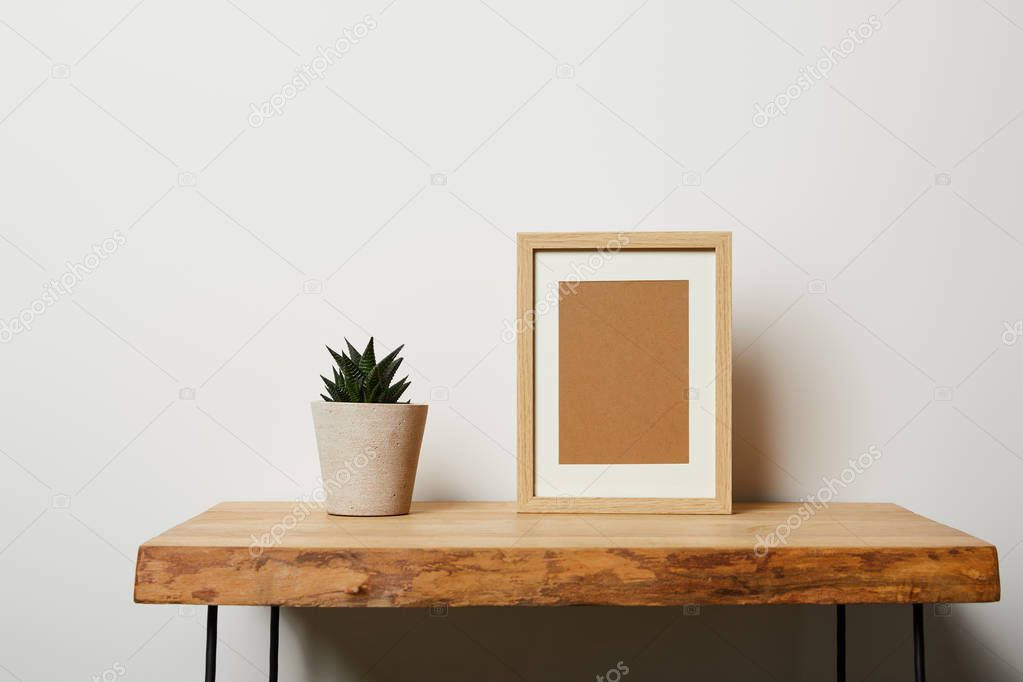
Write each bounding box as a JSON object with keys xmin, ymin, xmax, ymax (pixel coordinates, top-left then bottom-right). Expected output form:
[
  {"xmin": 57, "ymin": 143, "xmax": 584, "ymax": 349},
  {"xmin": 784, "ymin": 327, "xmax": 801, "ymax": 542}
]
[{"xmin": 516, "ymin": 231, "xmax": 732, "ymax": 514}]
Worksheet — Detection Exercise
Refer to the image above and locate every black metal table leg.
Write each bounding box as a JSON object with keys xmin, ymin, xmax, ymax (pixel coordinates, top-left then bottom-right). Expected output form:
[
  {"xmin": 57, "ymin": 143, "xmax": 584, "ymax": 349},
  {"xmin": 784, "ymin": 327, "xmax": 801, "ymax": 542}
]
[
  {"xmin": 837, "ymin": 604, "xmax": 846, "ymax": 682},
  {"xmin": 914, "ymin": 604, "xmax": 926, "ymax": 682},
  {"xmin": 270, "ymin": 606, "xmax": 280, "ymax": 682},
  {"xmin": 205, "ymin": 605, "xmax": 218, "ymax": 682}
]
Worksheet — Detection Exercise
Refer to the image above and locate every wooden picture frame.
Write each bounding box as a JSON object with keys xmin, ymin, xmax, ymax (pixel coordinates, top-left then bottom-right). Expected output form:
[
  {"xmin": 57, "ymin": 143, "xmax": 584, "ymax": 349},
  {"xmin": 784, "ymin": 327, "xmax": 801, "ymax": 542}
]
[{"xmin": 517, "ymin": 231, "xmax": 732, "ymax": 514}]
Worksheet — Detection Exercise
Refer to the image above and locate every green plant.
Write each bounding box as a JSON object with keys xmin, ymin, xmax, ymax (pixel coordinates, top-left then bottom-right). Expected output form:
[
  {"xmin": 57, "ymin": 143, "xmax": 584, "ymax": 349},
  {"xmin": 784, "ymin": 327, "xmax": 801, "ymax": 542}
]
[{"xmin": 320, "ymin": 337, "xmax": 411, "ymax": 403}]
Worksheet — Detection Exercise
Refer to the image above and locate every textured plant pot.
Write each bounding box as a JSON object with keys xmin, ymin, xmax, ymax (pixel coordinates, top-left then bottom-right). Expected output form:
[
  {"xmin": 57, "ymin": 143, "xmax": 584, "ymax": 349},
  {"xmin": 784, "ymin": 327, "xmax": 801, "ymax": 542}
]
[{"xmin": 311, "ymin": 402, "xmax": 428, "ymax": 516}]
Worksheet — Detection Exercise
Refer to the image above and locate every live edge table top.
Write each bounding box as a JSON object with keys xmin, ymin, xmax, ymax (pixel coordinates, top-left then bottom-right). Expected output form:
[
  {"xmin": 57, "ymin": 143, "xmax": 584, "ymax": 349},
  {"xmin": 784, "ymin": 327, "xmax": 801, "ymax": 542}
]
[{"xmin": 134, "ymin": 501, "xmax": 1000, "ymax": 608}]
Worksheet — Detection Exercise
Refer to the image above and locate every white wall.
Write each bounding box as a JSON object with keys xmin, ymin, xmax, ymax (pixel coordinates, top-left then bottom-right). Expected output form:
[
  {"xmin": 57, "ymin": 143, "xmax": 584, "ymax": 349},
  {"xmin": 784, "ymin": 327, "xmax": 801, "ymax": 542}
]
[{"xmin": 1, "ymin": 0, "xmax": 1021, "ymax": 680}]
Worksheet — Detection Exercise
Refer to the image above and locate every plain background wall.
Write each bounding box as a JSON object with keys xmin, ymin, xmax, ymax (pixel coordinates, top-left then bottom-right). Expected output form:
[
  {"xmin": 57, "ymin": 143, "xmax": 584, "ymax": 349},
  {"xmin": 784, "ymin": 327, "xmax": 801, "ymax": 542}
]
[{"xmin": 1, "ymin": 0, "xmax": 1021, "ymax": 679}]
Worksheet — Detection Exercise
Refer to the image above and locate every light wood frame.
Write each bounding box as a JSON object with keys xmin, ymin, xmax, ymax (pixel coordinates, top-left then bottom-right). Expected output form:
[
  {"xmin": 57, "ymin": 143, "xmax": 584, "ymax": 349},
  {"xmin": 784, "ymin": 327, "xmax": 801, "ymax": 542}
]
[{"xmin": 517, "ymin": 231, "xmax": 732, "ymax": 514}]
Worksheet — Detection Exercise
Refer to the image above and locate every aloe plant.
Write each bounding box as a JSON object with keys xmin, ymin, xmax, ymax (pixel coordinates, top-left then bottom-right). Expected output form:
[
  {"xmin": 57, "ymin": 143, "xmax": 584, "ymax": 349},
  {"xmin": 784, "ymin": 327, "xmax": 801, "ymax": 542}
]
[{"xmin": 320, "ymin": 337, "xmax": 411, "ymax": 403}]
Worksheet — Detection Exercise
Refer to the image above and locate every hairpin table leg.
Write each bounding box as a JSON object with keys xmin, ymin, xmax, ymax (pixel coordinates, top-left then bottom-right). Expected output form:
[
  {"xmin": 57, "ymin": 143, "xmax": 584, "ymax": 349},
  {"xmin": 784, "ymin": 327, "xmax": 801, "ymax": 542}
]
[
  {"xmin": 913, "ymin": 604, "xmax": 926, "ymax": 682},
  {"xmin": 205, "ymin": 605, "xmax": 218, "ymax": 682},
  {"xmin": 837, "ymin": 604, "xmax": 846, "ymax": 682},
  {"xmin": 269, "ymin": 606, "xmax": 280, "ymax": 682}
]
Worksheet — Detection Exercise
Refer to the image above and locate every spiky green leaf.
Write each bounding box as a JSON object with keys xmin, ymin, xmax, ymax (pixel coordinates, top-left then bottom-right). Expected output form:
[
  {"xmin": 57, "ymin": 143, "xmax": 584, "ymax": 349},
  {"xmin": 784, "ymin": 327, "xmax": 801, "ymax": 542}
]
[
  {"xmin": 344, "ymin": 338, "xmax": 362, "ymax": 366},
  {"xmin": 375, "ymin": 345, "xmax": 404, "ymax": 374},
  {"xmin": 326, "ymin": 345, "xmax": 346, "ymax": 369},
  {"xmin": 320, "ymin": 374, "xmax": 344, "ymax": 401},
  {"xmin": 337, "ymin": 354, "xmax": 361, "ymax": 383},
  {"xmin": 358, "ymin": 337, "xmax": 376, "ymax": 376},
  {"xmin": 364, "ymin": 358, "xmax": 382, "ymax": 389},
  {"xmin": 344, "ymin": 375, "xmax": 363, "ymax": 402},
  {"xmin": 381, "ymin": 357, "xmax": 403, "ymax": 391},
  {"xmin": 383, "ymin": 377, "xmax": 410, "ymax": 402},
  {"xmin": 374, "ymin": 345, "xmax": 404, "ymax": 387}
]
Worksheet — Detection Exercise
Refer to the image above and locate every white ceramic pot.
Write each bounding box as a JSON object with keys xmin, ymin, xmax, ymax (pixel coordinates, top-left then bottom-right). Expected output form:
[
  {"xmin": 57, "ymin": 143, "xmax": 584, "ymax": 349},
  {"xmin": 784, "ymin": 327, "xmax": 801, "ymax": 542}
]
[{"xmin": 311, "ymin": 402, "xmax": 428, "ymax": 516}]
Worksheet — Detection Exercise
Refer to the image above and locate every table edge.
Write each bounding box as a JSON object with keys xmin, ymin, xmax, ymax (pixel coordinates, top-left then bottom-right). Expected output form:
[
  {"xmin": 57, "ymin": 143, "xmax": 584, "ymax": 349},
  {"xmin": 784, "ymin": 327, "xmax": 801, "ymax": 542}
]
[{"xmin": 134, "ymin": 542, "xmax": 1001, "ymax": 607}]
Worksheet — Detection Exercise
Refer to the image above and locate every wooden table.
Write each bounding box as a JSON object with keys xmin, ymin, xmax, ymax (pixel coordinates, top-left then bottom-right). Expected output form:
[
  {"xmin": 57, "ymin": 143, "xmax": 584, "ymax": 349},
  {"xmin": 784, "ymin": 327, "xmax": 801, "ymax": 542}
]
[{"xmin": 134, "ymin": 501, "xmax": 1000, "ymax": 681}]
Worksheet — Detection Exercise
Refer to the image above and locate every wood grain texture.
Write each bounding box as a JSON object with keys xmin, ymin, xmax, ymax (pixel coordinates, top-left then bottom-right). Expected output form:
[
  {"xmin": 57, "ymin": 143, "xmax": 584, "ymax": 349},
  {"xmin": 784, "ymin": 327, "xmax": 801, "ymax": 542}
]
[
  {"xmin": 516, "ymin": 234, "xmax": 534, "ymax": 509},
  {"xmin": 516, "ymin": 231, "xmax": 732, "ymax": 513},
  {"xmin": 715, "ymin": 233, "xmax": 732, "ymax": 513},
  {"xmin": 134, "ymin": 501, "xmax": 1000, "ymax": 607}
]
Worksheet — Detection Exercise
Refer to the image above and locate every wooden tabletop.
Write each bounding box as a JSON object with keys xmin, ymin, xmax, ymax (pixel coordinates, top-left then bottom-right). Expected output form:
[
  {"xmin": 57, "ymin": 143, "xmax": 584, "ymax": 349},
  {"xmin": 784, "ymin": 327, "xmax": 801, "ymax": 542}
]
[{"xmin": 134, "ymin": 501, "xmax": 999, "ymax": 607}]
